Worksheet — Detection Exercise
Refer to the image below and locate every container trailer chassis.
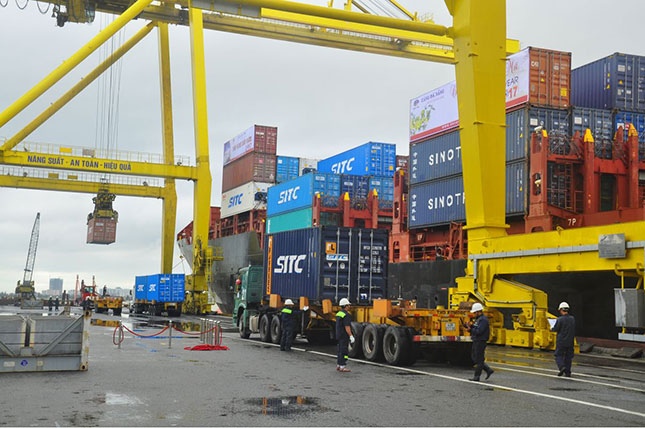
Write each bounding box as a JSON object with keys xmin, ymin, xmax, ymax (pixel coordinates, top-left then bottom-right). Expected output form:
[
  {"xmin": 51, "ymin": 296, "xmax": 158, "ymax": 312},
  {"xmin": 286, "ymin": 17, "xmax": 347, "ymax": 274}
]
[
  {"xmin": 131, "ymin": 300, "xmax": 182, "ymax": 317},
  {"xmin": 234, "ymin": 266, "xmax": 475, "ymax": 366}
]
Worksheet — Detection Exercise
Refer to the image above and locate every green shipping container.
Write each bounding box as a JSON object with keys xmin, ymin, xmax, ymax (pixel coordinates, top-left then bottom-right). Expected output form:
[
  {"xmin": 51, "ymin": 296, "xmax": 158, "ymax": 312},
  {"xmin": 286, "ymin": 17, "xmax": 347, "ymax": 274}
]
[{"xmin": 266, "ymin": 208, "xmax": 313, "ymax": 234}]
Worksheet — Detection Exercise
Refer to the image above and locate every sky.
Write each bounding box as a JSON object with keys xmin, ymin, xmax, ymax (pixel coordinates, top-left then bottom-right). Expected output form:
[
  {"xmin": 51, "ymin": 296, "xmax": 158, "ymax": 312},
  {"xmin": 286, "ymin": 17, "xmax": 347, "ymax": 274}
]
[{"xmin": 0, "ymin": 0, "xmax": 643, "ymax": 293}]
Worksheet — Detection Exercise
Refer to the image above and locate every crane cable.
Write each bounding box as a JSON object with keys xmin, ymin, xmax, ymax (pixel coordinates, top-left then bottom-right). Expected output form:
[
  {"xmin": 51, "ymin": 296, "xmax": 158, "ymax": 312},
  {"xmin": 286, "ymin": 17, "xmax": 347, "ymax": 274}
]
[
  {"xmin": 0, "ymin": 0, "xmax": 8, "ymax": 8},
  {"xmin": 35, "ymin": 0, "xmax": 50, "ymax": 14},
  {"xmin": 15, "ymin": 0, "xmax": 28, "ymax": 10}
]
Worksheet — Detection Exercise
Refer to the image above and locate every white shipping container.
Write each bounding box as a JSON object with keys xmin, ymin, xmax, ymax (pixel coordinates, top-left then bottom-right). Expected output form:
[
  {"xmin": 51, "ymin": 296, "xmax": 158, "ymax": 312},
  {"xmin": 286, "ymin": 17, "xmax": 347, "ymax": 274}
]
[
  {"xmin": 220, "ymin": 181, "xmax": 272, "ymax": 219},
  {"xmin": 299, "ymin": 158, "xmax": 319, "ymax": 175}
]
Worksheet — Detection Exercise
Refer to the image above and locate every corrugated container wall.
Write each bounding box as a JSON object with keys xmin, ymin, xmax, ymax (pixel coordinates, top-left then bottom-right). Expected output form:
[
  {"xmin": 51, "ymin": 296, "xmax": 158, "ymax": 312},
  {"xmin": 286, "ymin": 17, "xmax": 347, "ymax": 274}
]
[
  {"xmin": 134, "ymin": 276, "xmax": 147, "ymax": 300},
  {"xmin": 410, "ymin": 106, "xmax": 569, "ymax": 185},
  {"xmin": 266, "ymin": 208, "xmax": 314, "ymax": 234},
  {"xmin": 525, "ymin": 47, "xmax": 571, "ymax": 108},
  {"xmin": 571, "ymin": 53, "xmax": 645, "ymax": 112},
  {"xmin": 87, "ymin": 218, "xmax": 117, "ymax": 244},
  {"xmin": 222, "ymin": 152, "xmax": 276, "ymax": 192},
  {"xmin": 223, "ymin": 125, "xmax": 277, "ymax": 166},
  {"xmin": 220, "ymin": 182, "xmax": 272, "ymax": 219},
  {"xmin": 341, "ymin": 175, "xmax": 370, "ymax": 200},
  {"xmin": 408, "ymin": 162, "xmax": 527, "ymax": 228},
  {"xmin": 267, "ymin": 172, "xmax": 341, "ymax": 216},
  {"xmin": 369, "ymin": 177, "xmax": 394, "ymax": 209},
  {"xmin": 614, "ymin": 110, "xmax": 645, "ymax": 160},
  {"xmin": 276, "ymin": 156, "xmax": 300, "ymax": 183},
  {"xmin": 571, "ymin": 107, "xmax": 613, "ymax": 141},
  {"xmin": 317, "ymin": 142, "xmax": 396, "ymax": 176},
  {"xmin": 263, "ymin": 227, "xmax": 388, "ymax": 304}
]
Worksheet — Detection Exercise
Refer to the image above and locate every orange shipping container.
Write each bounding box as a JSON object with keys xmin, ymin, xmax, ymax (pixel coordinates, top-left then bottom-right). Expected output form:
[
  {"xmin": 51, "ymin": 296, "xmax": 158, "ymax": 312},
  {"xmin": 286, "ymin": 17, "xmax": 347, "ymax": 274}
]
[
  {"xmin": 87, "ymin": 217, "xmax": 117, "ymax": 244},
  {"xmin": 526, "ymin": 47, "xmax": 571, "ymax": 109}
]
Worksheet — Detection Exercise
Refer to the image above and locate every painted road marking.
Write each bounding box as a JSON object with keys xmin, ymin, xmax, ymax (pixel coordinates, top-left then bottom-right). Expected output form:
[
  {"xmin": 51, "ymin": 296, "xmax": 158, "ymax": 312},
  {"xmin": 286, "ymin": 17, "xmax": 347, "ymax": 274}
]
[{"xmin": 233, "ymin": 336, "xmax": 645, "ymax": 420}]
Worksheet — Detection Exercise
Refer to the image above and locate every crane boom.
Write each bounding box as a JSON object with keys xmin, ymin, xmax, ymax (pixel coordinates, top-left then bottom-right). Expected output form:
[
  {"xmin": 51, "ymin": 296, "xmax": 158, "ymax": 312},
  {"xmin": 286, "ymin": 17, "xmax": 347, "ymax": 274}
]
[{"xmin": 22, "ymin": 212, "xmax": 41, "ymax": 286}]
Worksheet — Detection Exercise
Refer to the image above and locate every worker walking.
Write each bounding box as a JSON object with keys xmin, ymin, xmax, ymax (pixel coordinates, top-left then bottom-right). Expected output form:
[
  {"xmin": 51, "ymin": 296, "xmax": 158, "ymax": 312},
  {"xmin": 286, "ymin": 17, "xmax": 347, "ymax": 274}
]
[
  {"xmin": 336, "ymin": 298, "xmax": 355, "ymax": 373},
  {"xmin": 54, "ymin": 297, "xmax": 60, "ymax": 312},
  {"xmin": 552, "ymin": 302, "xmax": 576, "ymax": 377},
  {"xmin": 466, "ymin": 303, "xmax": 494, "ymax": 382},
  {"xmin": 47, "ymin": 297, "xmax": 53, "ymax": 312},
  {"xmin": 280, "ymin": 299, "xmax": 307, "ymax": 352}
]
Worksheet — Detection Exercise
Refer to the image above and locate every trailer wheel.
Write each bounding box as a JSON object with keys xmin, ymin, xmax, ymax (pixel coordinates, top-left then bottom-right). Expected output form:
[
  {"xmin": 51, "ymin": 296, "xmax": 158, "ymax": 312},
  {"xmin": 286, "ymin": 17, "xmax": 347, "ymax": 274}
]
[
  {"xmin": 362, "ymin": 323, "xmax": 385, "ymax": 362},
  {"xmin": 403, "ymin": 327, "xmax": 420, "ymax": 366},
  {"xmin": 259, "ymin": 314, "xmax": 271, "ymax": 343},
  {"xmin": 348, "ymin": 322, "xmax": 365, "ymax": 358},
  {"xmin": 270, "ymin": 315, "xmax": 282, "ymax": 344},
  {"xmin": 383, "ymin": 326, "xmax": 410, "ymax": 366}
]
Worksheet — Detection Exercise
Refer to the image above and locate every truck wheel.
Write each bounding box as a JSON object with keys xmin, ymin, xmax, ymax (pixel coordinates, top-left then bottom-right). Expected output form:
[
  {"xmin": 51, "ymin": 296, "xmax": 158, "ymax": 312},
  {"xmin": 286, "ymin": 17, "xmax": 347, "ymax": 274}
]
[
  {"xmin": 348, "ymin": 322, "xmax": 365, "ymax": 358},
  {"xmin": 404, "ymin": 327, "xmax": 420, "ymax": 366},
  {"xmin": 383, "ymin": 326, "xmax": 410, "ymax": 366},
  {"xmin": 270, "ymin": 315, "xmax": 281, "ymax": 344},
  {"xmin": 238, "ymin": 319, "xmax": 251, "ymax": 339},
  {"xmin": 259, "ymin": 314, "xmax": 271, "ymax": 343},
  {"xmin": 362, "ymin": 323, "xmax": 385, "ymax": 362}
]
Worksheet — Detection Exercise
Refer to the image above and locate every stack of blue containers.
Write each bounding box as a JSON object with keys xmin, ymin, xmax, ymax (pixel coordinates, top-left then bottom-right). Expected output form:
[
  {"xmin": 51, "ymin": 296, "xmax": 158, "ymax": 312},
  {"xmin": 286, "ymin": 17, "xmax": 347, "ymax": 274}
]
[
  {"xmin": 571, "ymin": 53, "xmax": 645, "ymax": 159},
  {"xmin": 266, "ymin": 142, "xmax": 397, "ymax": 234},
  {"xmin": 134, "ymin": 274, "xmax": 185, "ymax": 303}
]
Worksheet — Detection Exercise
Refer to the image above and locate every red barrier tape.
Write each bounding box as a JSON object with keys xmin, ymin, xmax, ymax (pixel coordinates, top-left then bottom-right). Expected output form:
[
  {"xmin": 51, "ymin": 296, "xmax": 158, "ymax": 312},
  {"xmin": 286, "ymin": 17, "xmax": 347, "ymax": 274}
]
[
  {"xmin": 121, "ymin": 324, "xmax": 169, "ymax": 338},
  {"xmin": 113, "ymin": 326, "xmax": 124, "ymax": 346},
  {"xmin": 184, "ymin": 344, "xmax": 229, "ymax": 351}
]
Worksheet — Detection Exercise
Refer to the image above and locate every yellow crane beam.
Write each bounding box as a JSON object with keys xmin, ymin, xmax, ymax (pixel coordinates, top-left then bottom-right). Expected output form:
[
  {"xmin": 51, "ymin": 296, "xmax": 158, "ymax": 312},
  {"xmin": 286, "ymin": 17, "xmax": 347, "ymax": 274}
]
[
  {"xmin": 0, "ymin": 175, "xmax": 166, "ymax": 198},
  {"xmin": 0, "ymin": 150, "xmax": 197, "ymax": 180}
]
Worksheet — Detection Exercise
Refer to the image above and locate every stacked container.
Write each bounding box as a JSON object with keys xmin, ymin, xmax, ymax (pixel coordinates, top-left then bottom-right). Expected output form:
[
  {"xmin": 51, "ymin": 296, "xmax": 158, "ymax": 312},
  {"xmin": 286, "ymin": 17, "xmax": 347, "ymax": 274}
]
[
  {"xmin": 298, "ymin": 158, "xmax": 319, "ymax": 175},
  {"xmin": 221, "ymin": 125, "xmax": 277, "ymax": 219},
  {"xmin": 408, "ymin": 46, "xmax": 572, "ymax": 229},
  {"xmin": 572, "ymin": 53, "xmax": 645, "ymax": 159},
  {"xmin": 276, "ymin": 156, "xmax": 300, "ymax": 183},
  {"xmin": 317, "ymin": 142, "xmax": 396, "ymax": 176},
  {"xmin": 222, "ymin": 125, "xmax": 277, "ymax": 192}
]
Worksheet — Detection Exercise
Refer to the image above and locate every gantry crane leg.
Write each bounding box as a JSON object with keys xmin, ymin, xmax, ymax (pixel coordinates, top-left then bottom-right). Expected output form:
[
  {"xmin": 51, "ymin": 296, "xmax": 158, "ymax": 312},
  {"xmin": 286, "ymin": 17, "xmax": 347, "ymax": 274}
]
[
  {"xmin": 187, "ymin": 5, "xmax": 214, "ymax": 315},
  {"xmin": 158, "ymin": 22, "xmax": 177, "ymax": 275}
]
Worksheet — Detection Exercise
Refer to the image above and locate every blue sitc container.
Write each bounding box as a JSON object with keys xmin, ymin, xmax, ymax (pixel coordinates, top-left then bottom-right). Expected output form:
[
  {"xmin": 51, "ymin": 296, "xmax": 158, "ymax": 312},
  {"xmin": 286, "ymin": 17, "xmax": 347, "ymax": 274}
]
[
  {"xmin": 572, "ymin": 53, "xmax": 645, "ymax": 112},
  {"xmin": 613, "ymin": 110, "xmax": 645, "ymax": 160},
  {"xmin": 408, "ymin": 161, "xmax": 527, "ymax": 229},
  {"xmin": 276, "ymin": 156, "xmax": 300, "ymax": 183},
  {"xmin": 368, "ymin": 176, "xmax": 394, "ymax": 209},
  {"xmin": 341, "ymin": 174, "xmax": 370, "ymax": 200},
  {"xmin": 267, "ymin": 172, "xmax": 341, "ymax": 216},
  {"xmin": 317, "ymin": 142, "xmax": 396, "ymax": 177},
  {"xmin": 264, "ymin": 226, "xmax": 388, "ymax": 304},
  {"xmin": 135, "ymin": 274, "xmax": 185, "ymax": 303}
]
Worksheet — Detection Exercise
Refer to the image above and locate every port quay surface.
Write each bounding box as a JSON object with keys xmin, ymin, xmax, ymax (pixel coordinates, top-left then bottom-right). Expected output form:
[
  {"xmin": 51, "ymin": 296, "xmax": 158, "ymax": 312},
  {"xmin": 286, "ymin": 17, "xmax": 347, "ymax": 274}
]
[{"xmin": 1, "ymin": 306, "xmax": 644, "ymax": 427}]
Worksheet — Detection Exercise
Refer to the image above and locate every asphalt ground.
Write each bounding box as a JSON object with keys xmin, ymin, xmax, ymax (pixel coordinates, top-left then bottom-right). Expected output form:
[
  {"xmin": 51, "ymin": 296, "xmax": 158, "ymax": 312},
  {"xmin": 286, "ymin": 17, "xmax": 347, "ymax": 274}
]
[{"xmin": 1, "ymin": 307, "xmax": 645, "ymax": 426}]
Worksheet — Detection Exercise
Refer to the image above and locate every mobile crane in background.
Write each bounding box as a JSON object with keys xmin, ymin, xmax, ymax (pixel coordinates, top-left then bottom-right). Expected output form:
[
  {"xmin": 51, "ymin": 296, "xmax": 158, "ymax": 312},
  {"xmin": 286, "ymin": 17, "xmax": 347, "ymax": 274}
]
[{"xmin": 15, "ymin": 213, "xmax": 42, "ymax": 309}]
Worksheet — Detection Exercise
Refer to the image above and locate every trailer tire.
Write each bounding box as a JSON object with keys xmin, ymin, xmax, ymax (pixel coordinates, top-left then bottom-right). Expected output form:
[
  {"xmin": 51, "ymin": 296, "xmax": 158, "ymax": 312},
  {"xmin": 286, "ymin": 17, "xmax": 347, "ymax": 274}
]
[
  {"xmin": 270, "ymin": 315, "xmax": 282, "ymax": 344},
  {"xmin": 348, "ymin": 322, "xmax": 365, "ymax": 358},
  {"xmin": 383, "ymin": 326, "xmax": 410, "ymax": 366},
  {"xmin": 259, "ymin": 314, "xmax": 272, "ymax": 343},
  {"xmin": 362, "ymin": 323, "xmax": 385, "ymax": 362}
]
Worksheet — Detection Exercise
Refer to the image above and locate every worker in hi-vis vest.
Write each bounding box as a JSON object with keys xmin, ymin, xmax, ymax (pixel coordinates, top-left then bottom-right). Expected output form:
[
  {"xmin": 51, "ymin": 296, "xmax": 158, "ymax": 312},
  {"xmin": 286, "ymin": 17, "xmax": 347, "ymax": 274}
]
[
  {"xmin": 335, "ymin": 298, "xmax": 355, "ymax": 372},
  {"xmin": 280, "ymin": 299, "xmax": 308, "ymax": 351}
]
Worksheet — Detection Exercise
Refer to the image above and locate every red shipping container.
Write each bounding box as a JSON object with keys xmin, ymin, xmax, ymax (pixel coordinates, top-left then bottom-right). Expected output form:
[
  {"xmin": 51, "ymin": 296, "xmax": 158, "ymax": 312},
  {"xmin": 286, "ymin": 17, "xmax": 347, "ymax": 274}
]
[
  {"xmin": 223, "ymin": 125, "xmax": 277, "ymax": 166},
  {"xmin": 526, "ymin": 47, "xmax": 571, "ymax": 109},
  {"xmin": 222, "ymin": 152, "xmax": 276, "ymax": 192},
  {"xmin": 87, "ymin": 217, "xmax": 117, "ymax": 244},
  {"xmin": 396, "ymin": 155, "xmax": 409, "ymax": 171}
]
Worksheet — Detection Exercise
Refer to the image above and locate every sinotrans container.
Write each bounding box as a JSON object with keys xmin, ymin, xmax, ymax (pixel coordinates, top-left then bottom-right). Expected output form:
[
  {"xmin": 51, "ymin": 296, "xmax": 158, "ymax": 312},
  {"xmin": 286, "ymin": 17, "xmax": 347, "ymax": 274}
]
[{"xmin": 264, "ymin": 226, "xmax": 388, "ymax": 304}]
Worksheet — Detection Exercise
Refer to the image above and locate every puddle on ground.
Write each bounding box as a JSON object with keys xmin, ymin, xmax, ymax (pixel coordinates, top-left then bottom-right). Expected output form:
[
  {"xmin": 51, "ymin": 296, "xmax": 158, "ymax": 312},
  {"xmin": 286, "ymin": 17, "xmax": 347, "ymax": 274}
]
[
  {"xmin": 241, "ymin": 396, "xmax": 329, "ymax": 417},
  {"xmin": 106, "ymin": 392, "xmax": 142, "ymax": 406},
  {"xmin": 549, "ymin": 387, "xmax": 581, "ymax": 392}
]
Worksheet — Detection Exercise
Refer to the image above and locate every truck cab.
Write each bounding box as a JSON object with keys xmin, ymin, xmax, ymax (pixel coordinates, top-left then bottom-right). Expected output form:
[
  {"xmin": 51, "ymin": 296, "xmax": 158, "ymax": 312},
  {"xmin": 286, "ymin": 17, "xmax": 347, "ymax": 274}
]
[{"xmin": 233, "ymin": 266, "xmax": 264, "ymax": 338}]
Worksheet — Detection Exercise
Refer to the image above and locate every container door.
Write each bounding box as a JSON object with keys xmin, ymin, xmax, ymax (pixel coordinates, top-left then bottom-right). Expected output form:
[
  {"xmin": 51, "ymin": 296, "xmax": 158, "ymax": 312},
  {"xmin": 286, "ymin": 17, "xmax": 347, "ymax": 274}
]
[
  {"xmin": 320, "ymin": 227, "xmax": 352, "ymax": 303},
  {"xmin": 353, "ymin": 229, "xmax": 388, "ymax": 303}
]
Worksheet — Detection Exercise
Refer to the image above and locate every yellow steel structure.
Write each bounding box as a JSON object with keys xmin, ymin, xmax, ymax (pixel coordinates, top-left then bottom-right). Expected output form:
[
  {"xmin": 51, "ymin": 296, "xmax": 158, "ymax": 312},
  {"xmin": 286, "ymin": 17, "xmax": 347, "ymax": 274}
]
[{"xmin": 1, "ymin": 0, "xmax": 642, "ymax": 331}]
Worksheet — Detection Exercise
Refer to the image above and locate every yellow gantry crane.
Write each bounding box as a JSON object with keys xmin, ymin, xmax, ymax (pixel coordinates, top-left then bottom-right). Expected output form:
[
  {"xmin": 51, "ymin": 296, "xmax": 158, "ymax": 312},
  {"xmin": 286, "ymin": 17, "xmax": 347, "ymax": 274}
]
[{"xmin": 0, "ymin": 0, "xmax": 642, "ymax": 341}]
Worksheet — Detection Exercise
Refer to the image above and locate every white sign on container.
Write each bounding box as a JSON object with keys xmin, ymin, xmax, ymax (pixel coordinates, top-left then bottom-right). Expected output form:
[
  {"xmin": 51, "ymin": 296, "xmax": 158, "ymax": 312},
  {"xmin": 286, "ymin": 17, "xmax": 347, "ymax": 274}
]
[
  {"xmin": 223, "ymin": 126, "xmax": 255, "ymax": 166},
  {"xmin": 409, "ymin": 49, "xmax": 531, "ymax": 142},
  {"xmin": 299, "ymin": 158, "xmax": 318, "ymax": 175},
  {"xmin": 221, "ymin": 181, "xmax": 272, "ymax": 218},
  {"xmin": 409, "ymin": 81, "xmax": 459, "ymax": 142},
  {"xmin": 505, "ymin": 49, "xmax": 530, "ymax": 109}
]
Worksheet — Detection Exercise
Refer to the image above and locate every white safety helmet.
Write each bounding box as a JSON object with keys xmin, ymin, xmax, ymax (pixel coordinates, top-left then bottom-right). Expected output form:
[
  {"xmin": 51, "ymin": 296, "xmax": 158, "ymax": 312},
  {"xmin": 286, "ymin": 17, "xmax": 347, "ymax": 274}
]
[
  {"xmin": 339, "ymin": 298, "xmax": 351, "ymax": 307},
  {"xmin": 558, "ymin": 302, "xmax": 570, "ymax": 311},
  {"xmin": 284, "ymin": 299, "xmax": 294, "ymax": 306},
  {"xmin": 470, "ymin": 302, "xmax": 484, "ymax": 313}
]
